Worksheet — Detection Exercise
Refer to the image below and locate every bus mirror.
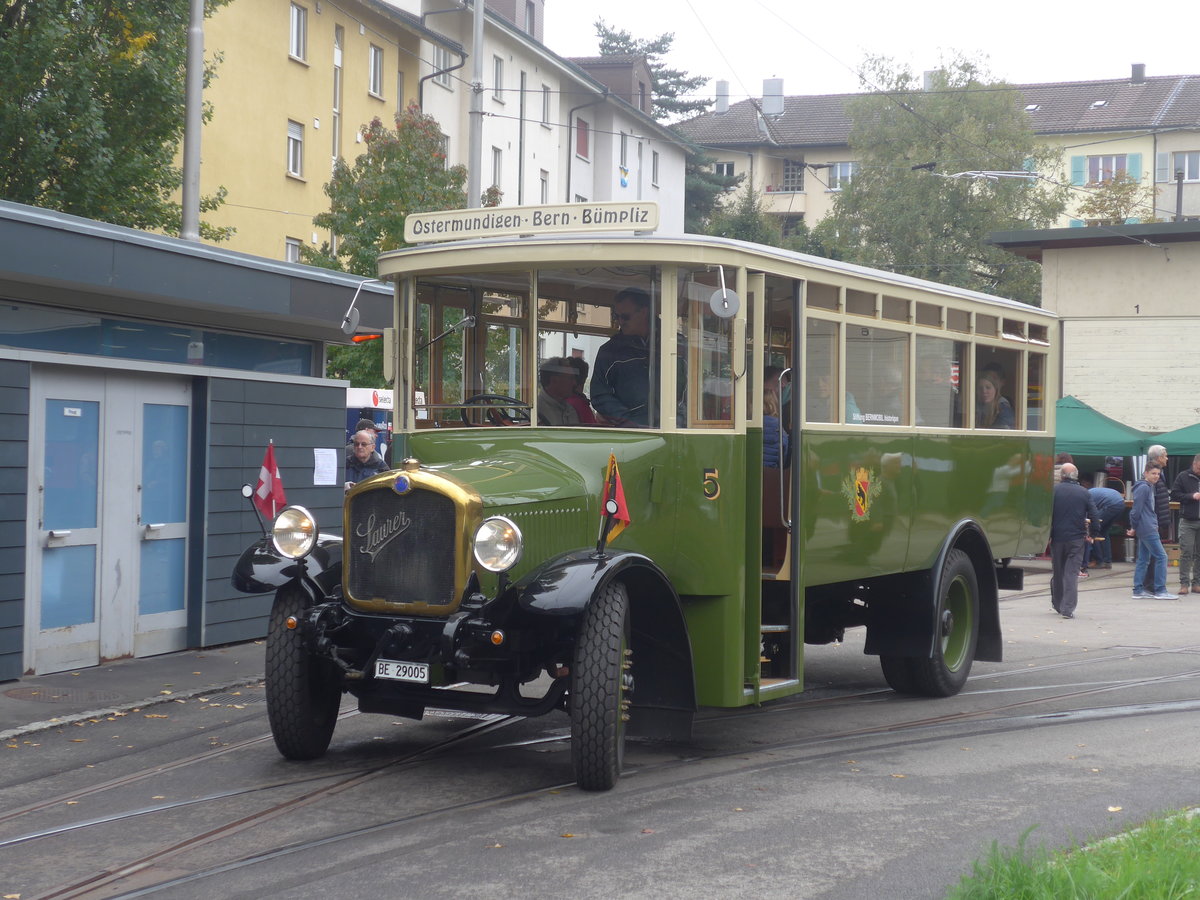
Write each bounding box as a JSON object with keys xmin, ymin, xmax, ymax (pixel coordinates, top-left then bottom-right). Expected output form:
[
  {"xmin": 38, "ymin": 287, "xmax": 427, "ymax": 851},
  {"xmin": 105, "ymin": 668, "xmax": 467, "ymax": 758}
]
[{"xmin": 710, "ymin": 288, "xmax": 740, "ymax": 318}]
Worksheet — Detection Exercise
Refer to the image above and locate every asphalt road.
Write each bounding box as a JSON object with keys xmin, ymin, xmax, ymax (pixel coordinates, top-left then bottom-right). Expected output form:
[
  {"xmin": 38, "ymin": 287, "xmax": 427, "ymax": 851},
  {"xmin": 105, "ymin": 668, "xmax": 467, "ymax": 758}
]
[{"xmin": 3, "ymin": 562, "xmax": 1199, "ymax": 899}]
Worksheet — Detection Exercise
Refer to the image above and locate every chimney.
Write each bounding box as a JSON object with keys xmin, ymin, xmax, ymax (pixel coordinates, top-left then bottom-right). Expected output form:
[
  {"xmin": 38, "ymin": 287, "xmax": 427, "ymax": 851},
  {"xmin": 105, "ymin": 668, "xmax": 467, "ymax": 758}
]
[
  {"xmin": 1131, "ymin": 63, "xmax": 1146, "ymax": 84},
  {"xmin": 715, "ymin": 80, "xmax": 729, "ymax": 115},
  {"xmin": 762, "ymin": 78, "xmax": 784, "ymax": 117}
]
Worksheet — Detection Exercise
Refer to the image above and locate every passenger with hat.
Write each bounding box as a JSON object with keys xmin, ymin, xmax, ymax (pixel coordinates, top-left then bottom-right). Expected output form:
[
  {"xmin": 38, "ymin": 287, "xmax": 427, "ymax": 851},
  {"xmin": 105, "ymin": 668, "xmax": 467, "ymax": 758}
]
[{"xmin": 537, "ymin": 358, "xmax": 581, "ymax": 426}]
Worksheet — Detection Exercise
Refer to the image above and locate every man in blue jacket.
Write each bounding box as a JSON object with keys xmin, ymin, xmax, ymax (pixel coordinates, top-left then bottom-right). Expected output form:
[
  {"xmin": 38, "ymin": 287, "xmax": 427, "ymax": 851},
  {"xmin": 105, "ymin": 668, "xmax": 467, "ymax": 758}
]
[
  {"xmin": 591, "ymin": 288, "xmax": 655, "ymax": 427},
  {"xmin": 1131, "ymin": 464, "xmax": 1177, "ymax": 600},
  {"xmin": 1087, "ymin": 483, "xmax": 1128, "ymax": 569},
  {"xmin": 1050, "ymin": 463, "xmax": 1098, "ymax": 618}
]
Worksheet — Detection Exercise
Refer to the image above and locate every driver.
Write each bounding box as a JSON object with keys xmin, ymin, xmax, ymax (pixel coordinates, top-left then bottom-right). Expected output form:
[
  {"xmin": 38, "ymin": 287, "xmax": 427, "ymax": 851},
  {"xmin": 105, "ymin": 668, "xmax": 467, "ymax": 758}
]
[{"xmin": 537, "ymin": 358, "xmax": 581, "ymax": 426}]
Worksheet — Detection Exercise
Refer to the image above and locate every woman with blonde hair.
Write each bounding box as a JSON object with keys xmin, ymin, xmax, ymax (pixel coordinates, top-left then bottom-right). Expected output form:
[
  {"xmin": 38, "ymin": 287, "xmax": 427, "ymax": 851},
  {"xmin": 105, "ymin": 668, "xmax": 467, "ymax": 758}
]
[{"xmin": 975, "ymin": 369, "xmax": 1014, "ymax": 429}]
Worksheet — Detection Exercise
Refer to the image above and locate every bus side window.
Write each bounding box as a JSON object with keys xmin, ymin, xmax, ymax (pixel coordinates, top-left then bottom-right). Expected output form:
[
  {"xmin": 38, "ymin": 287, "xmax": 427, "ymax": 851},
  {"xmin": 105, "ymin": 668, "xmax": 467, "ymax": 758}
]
[
  {"xmin": 805, "ymin": 318, "xmax": 839, "ymax": 423},
  {"xmin": 915, "ymin": 336, "xmax": 965, "ymax": 427},
  {"xmin": 845, "ymin": 326, "xmax": 908, "ymax": 425}
]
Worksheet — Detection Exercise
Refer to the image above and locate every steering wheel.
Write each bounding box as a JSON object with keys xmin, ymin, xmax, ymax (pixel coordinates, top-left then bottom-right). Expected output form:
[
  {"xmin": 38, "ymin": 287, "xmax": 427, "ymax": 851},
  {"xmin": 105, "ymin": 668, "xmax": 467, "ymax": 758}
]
[{"xmin": 460, "ymin": 394, "xmax": 532, "ymax": 427}]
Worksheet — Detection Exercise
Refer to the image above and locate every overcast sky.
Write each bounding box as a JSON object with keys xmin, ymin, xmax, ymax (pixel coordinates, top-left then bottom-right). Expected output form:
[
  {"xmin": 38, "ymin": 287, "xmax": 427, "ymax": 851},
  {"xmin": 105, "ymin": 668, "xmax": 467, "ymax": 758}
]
[{"xmin": 543, "ymin": 0, "xmax": 1196, "ymax": 105}]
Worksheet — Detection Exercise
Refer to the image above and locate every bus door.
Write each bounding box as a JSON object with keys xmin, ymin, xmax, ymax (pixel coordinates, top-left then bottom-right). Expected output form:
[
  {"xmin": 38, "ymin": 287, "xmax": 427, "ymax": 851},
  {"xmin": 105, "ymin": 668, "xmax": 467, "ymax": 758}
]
[{"xmin": 758, "ymin": 274, "xmax": 802, "ymax": 689}]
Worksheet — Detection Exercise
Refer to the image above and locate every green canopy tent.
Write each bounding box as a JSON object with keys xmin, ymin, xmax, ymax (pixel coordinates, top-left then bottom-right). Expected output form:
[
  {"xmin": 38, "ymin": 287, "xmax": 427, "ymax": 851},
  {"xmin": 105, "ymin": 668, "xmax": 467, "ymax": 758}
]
[
  {"xmin": 1150, "ymin": 422, "xmax": 1200, "ymax": 456},
  {"xmin": 1055, "ymin": 395, "xmax": 1151, "ymax": 457}
]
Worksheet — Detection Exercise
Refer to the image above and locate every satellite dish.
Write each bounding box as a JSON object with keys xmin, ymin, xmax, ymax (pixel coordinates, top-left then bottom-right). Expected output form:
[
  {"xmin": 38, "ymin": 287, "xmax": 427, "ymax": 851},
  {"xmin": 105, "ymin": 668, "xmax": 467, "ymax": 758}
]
[
  {"xmin": 709, "ymin": 288, "xmax": 740, "ymax": 318},
  {"xmin": 341, "ymin": 307, "xmax": 361, "ymax": 335}
]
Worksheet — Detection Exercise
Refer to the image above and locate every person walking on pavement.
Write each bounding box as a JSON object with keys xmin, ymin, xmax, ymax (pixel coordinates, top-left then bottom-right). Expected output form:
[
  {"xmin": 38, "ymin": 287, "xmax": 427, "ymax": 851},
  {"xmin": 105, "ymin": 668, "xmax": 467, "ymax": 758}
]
[
  {"xmin": 1050, "ymin": 463, "xmax": 1098, "ymax": 618},
  {"xmin": 1088, "ymin": 483, "xmax": 1129, "ymax": 569},
  {"xmin": 1141, "ymin": 444, "xmax": 1172, "ymax": 595},
  {"xmin": 1170, "ymin": 453, "xmax": 1200, "ymax": 594},
  {"xmin": 1130, "ymin": 463, "xmax": 1178, "ymax": 600}
]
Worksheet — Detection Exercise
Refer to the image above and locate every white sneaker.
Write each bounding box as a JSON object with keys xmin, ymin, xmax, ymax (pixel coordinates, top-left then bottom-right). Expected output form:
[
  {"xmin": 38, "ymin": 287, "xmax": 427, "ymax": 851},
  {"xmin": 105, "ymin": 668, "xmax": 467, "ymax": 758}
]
[{"xmin": 1153, "ymin": 591, "xmax": 1179, "ymax": 600}]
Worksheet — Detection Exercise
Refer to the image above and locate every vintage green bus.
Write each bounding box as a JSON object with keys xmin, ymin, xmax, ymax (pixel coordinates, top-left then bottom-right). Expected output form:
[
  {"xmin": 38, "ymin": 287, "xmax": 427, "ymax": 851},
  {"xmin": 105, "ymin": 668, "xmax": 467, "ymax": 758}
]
[{"xmin": 238, "ymin": 202, "xmax": 1056, "ymax": 791}]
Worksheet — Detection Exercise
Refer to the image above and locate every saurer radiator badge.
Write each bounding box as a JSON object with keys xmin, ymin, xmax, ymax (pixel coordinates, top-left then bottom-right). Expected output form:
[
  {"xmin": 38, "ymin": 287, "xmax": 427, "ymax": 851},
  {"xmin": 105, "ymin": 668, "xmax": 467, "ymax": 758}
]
[
  {"xmin": 841, "ymin": 467, "xmax": 882, "ymax": 522},
  {"xmin": 356, "ymin": 512, "xmax": 412, "ymax": 561}
]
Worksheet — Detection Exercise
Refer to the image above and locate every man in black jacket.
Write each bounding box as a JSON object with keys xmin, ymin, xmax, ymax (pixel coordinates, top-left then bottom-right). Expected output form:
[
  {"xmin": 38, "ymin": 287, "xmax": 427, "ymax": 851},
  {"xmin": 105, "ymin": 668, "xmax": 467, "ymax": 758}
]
[
  {"xmin": 1170, "ymin": 453, "xmax": 1200, "ymax": 594},
  {"xmin": 1051, "ymin": 463, "xmax": 1098, "ymax": 619},
  {"xmin": 1142, "ymin": 445, "xmax": 1172, "ymax": 594}
]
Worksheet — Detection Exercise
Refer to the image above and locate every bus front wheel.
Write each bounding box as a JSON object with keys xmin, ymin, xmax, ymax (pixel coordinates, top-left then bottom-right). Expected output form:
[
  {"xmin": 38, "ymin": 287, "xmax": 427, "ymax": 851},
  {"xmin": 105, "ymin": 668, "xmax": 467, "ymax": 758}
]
[
  {"xmin": 265, "ymin": 586, "xmax": 342, "ymax": 760},
  {"xmin": 570, "ymin": 581, "xmax": 631, "ymax": 791}
]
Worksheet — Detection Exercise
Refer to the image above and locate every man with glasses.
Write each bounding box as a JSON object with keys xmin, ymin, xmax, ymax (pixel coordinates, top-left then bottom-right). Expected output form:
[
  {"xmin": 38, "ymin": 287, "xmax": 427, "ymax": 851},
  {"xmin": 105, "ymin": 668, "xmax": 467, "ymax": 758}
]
[
  {"xmin": 345, "ymin": 428, "xmax": 389, "ymax": 490},
  {"xmin": 591, "ymin": 287, "xmax": 654, "ymax": 427}
]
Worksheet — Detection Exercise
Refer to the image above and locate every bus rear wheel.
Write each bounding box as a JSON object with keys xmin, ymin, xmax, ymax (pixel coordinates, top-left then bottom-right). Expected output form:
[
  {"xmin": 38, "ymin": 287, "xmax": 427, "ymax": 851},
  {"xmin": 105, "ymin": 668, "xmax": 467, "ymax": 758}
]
[
  {"xmin": 570, "ymin": 581, "xmax": 631, "ymax": 791},
  {"xmin": 910, "ymin": 549, "xmax": 979, "ymax": 697},
  {"xmin": 265, "ymin": 586, "xmax": 342, "ymax": 760}
]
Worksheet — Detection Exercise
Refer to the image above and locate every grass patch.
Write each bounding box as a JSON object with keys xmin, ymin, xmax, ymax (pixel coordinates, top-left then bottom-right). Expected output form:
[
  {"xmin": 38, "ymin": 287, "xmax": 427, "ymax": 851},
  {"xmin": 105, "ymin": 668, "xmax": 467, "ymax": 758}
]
[{"xmin": 947, "ymin": 811, "xmax": 1200, "ymax": 899}]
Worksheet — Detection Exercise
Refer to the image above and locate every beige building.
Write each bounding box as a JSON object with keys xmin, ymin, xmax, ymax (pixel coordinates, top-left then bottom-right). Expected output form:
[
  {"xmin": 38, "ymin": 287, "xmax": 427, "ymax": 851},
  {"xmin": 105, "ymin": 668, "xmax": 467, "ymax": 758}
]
[
  {"xmin": 675, "ymin": 66, "xmax": 1200, "ymax": 234},
  {"xmin": 991, "ymin": 221, "xmax": 1200, "ymax": 432}
]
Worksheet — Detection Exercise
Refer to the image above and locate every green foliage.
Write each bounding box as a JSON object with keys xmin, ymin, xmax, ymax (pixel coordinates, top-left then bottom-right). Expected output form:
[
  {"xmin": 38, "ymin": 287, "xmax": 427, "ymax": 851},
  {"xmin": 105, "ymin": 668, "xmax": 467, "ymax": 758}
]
[
  {"xmin": 684, "ymin": 153, "xmax": 743, "ymax": 234},
  {"xmin": 304, "ymin": 104, "xmax": 467, "ymax": 278},
  {"xmin": 821, "ymin": 55, "xmax": 1069, "ymax": 305},
  {"xmin": 707, "ymin": 188, "xmax": 782, "ymax": 246},
  {"xmin": 948, "ymin": 814, "xmax": 1200, "ymax": 899},
  {"xmin": 1075, "ymin": 172, "xmax": 1160, "ymax": 225},
  {"xmin": 326, "ymin": 339, "xmax": 384, "ymax": 388},
  {"xmin": 594, "ymin": 19, "xmax": 711, "ymax": 122},
  {"xmin": 0, "ymin": 0, "xmax": 233, "ymax": 238}
]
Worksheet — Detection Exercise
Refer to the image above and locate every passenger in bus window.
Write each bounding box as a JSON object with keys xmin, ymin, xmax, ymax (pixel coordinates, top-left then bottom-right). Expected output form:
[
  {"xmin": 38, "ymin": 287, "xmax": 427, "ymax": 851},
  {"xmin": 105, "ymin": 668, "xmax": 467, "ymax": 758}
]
[
  {"xmin": 763, "ymin": 366, "xmax": 789, "ymax": 468},
  {"xmin": 591, "ymin": 287, "xmax": 654, "ymax": 427},
  {"xmin": 976, "ymin": 369, "xmax": 1014, "ymax": 428},
  {"xmin": 564, "ymin": 355, "xmax": 597, "ymax": 424},
  {"xmin": 536, "ymin": 359, "xmax": 581, "ymax": 426}
]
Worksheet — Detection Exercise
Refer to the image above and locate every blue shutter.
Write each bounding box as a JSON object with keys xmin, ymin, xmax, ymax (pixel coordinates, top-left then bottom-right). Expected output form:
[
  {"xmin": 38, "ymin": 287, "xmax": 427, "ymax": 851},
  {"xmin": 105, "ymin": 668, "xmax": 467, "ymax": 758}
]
[
  {"xmin": 1070, "ymin": 156, "xmax": 1086, "ymax": 185},
  {"xmin": 1126, "ymin": 153, "xmax": 1142, "ymax": 181},
  {"xmin": 1069, "ymin": 219, "xmax": 1085, "ymax": 228}
]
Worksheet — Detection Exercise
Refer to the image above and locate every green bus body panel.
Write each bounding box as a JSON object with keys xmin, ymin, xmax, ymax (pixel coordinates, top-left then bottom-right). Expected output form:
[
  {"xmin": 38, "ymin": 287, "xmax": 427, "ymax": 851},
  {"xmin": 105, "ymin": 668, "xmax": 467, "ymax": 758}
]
[{"xmin": 401, "ymin": 427, "xmax": 1054, "ymax": 709}]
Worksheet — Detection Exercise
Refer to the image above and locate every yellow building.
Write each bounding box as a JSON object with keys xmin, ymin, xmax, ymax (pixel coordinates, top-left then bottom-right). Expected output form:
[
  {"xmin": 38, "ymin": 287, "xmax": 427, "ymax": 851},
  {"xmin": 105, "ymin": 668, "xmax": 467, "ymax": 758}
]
[{"xmin": 196, "ymin": 0, "xmax": 439, "ymax": 260}]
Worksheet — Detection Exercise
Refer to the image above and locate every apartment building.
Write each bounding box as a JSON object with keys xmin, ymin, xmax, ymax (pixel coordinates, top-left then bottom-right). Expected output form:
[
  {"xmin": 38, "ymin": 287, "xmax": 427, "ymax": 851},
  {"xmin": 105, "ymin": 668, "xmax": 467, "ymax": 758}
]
[
  {"xmin": 674, "ymin": 66, "xmax": 1200, "ymax": 232},
  {"xmin": 195, "ymin": 0, "xmax": 688, "ymax": 260}
]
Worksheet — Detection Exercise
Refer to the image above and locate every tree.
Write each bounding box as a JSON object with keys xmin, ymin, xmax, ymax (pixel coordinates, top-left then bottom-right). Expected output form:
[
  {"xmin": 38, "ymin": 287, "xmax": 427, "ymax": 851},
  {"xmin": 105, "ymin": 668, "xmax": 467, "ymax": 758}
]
[
  {"xmin": 303, "ymin": 104, "xmax": 467, "ymax": 277},
  {"xmin": 594, "ymin": 19, "xmax": 711, "ymax": 122},
  {"xmin": 683, "ymin": 152, "xmax": 743, "ymax": 234},
  {"xmin": 707, "ymin": 188, "xmax": 781, "ymax": 246},
  {"xmin": 1075, "ymin": 172, "xmax": 1160, "ymax": 225},
  {"xmin": 305, "ymin": 104, "xmax": 467, "ymax": 386},
  {"xmin": 0, "ymin": 0, "xmax": 233, "ymax": 240},
  {"xmin": 819, "ymin": 55, "xmax": 1069, "ymax": 305}
]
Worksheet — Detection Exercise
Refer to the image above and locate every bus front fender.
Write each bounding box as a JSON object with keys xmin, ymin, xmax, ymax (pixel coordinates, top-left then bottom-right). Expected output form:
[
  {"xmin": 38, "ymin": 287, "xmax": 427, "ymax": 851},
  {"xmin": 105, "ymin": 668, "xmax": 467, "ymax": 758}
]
[
  {"xmin": 231, "ymin": 534, "xmax": 343, "ymax": 597},
  {"xmin": 515, "ymin": 550, "xmax": 696, "ymax": 741}
]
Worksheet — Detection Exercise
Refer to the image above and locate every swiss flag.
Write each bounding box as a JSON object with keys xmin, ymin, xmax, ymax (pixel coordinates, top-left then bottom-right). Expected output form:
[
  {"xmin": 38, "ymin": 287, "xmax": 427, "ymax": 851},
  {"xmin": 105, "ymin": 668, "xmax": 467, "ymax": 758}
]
[
  {"xmin": 601, "ymin": 453, "xmax": 631, "ymax": 542},
  {"xmin": 254, "ymin": 441, "xmax": 287, "ymax": 520}
]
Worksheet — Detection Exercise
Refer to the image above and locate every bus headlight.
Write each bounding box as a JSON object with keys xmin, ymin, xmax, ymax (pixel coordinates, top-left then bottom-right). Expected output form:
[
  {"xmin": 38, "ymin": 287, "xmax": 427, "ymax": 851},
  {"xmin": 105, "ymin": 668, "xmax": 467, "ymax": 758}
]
[
  {"xmin": 473, "ymin": 516, "xmax": 523, "ymax": 573},
  {"xmin": 272, "ymin": 506, "xmax": 317, "ymax": 559}
]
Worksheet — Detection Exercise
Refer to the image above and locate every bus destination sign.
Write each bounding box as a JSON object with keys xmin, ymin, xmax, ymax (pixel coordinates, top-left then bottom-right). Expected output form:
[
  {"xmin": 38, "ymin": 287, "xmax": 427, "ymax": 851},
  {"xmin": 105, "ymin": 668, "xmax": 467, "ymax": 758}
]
[{"xmin": 404, "ymin": 201, "xmax": 660, "ymax": 243}]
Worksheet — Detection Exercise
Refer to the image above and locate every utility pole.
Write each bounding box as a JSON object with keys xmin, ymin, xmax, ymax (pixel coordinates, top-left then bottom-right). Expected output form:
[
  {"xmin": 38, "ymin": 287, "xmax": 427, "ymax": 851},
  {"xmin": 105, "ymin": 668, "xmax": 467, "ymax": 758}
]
[
  {"xmin": 1176, "ymin": 169, "xmax": 1185, "ymax": 222},
  {"xmin": 466, "ymin": 0, "xmax": 485, "ymax": 209},
  {"xmin": 180, "ymin": 0, "xmax": 204, "ymax": 241}
]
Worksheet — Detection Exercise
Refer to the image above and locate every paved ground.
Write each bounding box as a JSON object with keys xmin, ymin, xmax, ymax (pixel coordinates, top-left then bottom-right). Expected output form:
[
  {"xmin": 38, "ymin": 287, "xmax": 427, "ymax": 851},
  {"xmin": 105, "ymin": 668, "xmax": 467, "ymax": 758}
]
[{"xmin": 0, "ymin": 554, "xmax": 1177, "ymax": 739}]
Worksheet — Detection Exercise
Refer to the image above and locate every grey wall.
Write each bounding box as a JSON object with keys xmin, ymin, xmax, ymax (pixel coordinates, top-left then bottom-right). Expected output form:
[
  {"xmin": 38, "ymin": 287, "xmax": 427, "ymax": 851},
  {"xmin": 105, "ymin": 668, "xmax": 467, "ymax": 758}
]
[
  {"xmin": 0, "ymin": 360, "xmax": 29, "ymax": 680},
  {"xmin": 204, "ymin": 378, "xmax": 348, "ymax": 645}
]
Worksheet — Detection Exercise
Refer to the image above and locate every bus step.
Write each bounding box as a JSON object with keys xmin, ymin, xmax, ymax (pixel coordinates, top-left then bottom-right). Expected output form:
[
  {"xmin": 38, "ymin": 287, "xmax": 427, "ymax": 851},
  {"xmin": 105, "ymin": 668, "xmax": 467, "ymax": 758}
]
[{"xmin": 761, "ymin": 624, "xmax": 789, "ymax": 633}]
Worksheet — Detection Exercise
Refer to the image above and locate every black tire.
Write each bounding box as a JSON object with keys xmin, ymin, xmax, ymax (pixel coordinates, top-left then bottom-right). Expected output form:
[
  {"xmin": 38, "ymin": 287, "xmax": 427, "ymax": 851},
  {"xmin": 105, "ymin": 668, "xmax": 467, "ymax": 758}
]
[
  {"xmin": 265, "ymin": 586, "xmax": 342, "ymax": 760},
  {"xmin": 908, "ymin": 548, "xmax": 979, "ymax": 697},
  {"xmin": 879, "ymin": 654, "xmax": 918, "ymax": 694},
  {"xmin": 570, "ymin": 581, "xmax": 631, "ymax": 791}
]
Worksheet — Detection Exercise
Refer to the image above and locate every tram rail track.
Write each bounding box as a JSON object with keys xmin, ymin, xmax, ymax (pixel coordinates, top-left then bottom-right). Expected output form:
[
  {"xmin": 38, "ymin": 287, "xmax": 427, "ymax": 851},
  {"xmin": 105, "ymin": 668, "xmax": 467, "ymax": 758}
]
[{"xmin": 13, "ymin": 651, "xmax": 1200, "ymax": 900}]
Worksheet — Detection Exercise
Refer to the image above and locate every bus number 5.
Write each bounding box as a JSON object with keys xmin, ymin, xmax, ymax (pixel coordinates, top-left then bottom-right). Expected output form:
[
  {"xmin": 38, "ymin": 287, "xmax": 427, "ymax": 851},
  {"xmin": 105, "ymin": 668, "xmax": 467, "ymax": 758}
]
[{"xmin": 703, "ymin": 468, "xmax": 720, "ymax": 501}]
